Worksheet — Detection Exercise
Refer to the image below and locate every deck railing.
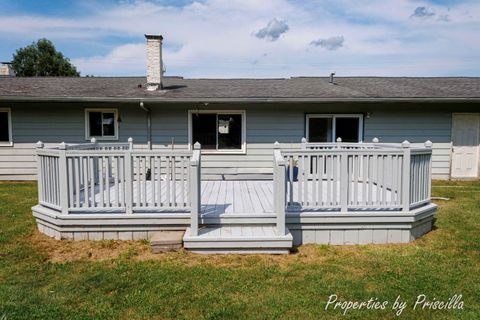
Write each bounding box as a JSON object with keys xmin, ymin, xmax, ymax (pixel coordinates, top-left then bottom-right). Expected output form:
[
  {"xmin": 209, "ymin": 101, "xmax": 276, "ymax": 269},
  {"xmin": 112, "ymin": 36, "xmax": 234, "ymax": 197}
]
[
  {"xmin": 36, "ymin": 138, "xmax": 202, "ymax": 215},
  {"xmin": 274, "ymin": 138, "xmax": 433, "ymax": 214}
]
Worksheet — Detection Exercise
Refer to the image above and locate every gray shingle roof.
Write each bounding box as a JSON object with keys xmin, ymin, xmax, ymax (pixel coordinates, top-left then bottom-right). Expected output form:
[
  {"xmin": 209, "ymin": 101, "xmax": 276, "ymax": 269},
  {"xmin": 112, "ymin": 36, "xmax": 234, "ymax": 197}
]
[{"xmin": 0, "ymin": 76, "xmax": 479, "ymax": 102}]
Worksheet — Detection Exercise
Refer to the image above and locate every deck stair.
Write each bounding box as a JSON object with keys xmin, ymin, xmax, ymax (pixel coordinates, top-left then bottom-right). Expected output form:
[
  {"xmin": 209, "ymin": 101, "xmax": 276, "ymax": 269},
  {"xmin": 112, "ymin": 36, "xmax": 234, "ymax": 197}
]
[{"xmin": 183, "ymin": 225, "xmax": 293, "ymax": 254}]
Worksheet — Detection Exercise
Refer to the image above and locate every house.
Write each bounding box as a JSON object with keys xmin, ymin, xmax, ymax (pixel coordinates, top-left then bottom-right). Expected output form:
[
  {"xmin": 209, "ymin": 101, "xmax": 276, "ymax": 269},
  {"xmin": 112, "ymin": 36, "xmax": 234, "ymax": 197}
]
[
  {"xmin": 0, "ymin": 62, "xmax": 15, "ymax": 77},
  {"xmin": 0, "ymin": 34, "xmax": 478, "ymax": 253}
]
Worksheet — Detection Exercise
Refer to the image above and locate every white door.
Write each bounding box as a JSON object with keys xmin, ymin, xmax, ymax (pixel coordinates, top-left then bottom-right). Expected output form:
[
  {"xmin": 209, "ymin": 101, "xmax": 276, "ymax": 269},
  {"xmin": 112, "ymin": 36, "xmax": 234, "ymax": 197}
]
[{"xmin": 451, "ymin": 114, "xmax": 480, "ymax": 178}]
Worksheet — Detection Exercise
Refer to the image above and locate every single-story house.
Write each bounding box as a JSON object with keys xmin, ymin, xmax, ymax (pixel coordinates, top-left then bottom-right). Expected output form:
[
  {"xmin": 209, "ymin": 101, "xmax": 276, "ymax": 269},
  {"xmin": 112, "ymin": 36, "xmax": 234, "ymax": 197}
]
[{"xmin": 0, "ymin": 34, "xmax": 478, "ymax": 253}]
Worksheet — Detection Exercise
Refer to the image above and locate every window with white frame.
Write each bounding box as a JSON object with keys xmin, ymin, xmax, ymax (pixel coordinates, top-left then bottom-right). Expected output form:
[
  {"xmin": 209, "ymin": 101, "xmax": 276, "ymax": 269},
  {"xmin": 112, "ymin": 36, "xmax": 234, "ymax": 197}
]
[
  {"xmin": 0, "ymin": 108, "xmax": 12, "ymax": 146},
  {"xmin": 85, "ymin": 109, "xmax": 118, "ymax": 140},
  {"xmin": 306, "ymin": 114, "xmax": 363, "ymax": 143},
  {"xmin": 189, "ymin": 110, "xmax": 246, "ymax": 152}
]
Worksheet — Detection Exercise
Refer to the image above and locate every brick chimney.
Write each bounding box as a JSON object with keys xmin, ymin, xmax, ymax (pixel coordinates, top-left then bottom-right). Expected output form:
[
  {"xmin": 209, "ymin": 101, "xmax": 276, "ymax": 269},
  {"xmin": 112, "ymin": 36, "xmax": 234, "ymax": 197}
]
[{"xmin": 145, "ymin": 34, "xmax": 163, "ymax": 91}]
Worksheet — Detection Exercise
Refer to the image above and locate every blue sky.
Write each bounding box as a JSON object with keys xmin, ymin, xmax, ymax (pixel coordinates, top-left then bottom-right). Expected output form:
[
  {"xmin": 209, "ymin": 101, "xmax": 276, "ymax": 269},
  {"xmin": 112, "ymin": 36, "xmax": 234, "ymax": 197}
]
[{"xmin": 0, "ymin": 0, "xmax": 479, "ymax": 77}]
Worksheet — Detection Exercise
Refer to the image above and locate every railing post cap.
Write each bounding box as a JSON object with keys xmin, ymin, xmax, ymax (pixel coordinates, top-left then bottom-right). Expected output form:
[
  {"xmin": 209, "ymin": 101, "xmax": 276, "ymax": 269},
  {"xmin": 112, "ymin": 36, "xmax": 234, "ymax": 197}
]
[
  {"xmin": 128, "ymin": 137, "xmax": 133, "ymax": 143},
  {"xmin": 402, "ymin": 140, "xmax": 410, "ymax": 148},
  {"xmin": 90, "ymin": 137, "xmax": 96, "ymax": 143},
  {"xmin": 193, "ymin": 142, "xmax": 201, "ymax": 150},
  {"xmin": 336, "ymin": 137, "xmax": 342, "ymax": 143},
  {"xmin": 36, "ymin": 141, "xmax": 44, "ymax": 148},
  {"xmin": 59, "ymin": 142, "xmax": 67, "ymax": 150},
  {"xmin": 425, "ymin": 140, "xmax": 433, "ymax": 148},
  {"xmin": 274, "ymin": 141, "xmax": 280, "ymax": 149},
  {"xmin": 372, "ymin": 137, "xmax": 379, "ymax": 143},
  {"xmin": 301, "ymin": 137, "xmax": 307, "ymax": 143}
]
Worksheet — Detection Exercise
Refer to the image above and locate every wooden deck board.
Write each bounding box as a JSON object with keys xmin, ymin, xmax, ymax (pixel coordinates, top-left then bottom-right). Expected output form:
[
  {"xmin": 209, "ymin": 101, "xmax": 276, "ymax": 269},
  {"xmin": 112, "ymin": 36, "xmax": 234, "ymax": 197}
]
[{"xmin": 79, "ymin": 179, "xmax": 395, "ymax": 215}]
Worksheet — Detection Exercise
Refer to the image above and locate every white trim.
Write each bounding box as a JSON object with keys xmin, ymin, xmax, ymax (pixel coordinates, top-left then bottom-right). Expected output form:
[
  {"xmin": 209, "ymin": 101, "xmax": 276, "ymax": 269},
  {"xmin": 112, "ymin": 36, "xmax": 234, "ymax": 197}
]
[
  {"xmin": 0, "ymin": 108, "xmax": 13, "ymax": 147},
  {"xmin": 84, "ymin": 108, "xmax": 119, "ymax": 141},
  {"xmin": 188, "ymin": 110, "xmax": 246, "ymax": 154},
  {"xmin": 306, "ymin": 113, "xmax": 364, "ymax": 142}
]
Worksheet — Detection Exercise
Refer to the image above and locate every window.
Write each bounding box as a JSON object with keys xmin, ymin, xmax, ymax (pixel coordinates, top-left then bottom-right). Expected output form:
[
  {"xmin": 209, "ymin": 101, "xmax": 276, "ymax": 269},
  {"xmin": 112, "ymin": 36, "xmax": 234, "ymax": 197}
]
[
  {"xmin": 189, "ymin": 111, "xmax": 245, "ymax": 153},
  {"xmin": 85, "ymin": 109, "xmax": 118, "ymax": 140},
  {"xmin": 0, "ymin": 108, "xmax": 12, "ymax": 146},
  {"xmin": 306, "ymin": 114, "xmax": 363, "ymax": 143}
]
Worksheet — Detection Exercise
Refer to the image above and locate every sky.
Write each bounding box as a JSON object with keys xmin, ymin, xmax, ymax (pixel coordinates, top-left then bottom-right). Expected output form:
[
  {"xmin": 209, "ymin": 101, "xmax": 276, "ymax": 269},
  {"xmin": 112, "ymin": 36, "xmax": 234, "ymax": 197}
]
[{"xmin": 0, "ymin": 0, "xmax": 479, "ymax": 78}]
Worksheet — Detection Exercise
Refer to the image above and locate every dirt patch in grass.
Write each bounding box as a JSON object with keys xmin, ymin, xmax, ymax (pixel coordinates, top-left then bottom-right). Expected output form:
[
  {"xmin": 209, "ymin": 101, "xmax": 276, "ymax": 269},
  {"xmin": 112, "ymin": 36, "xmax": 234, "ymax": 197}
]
[{"xmin": 29, "ymin": 230, "xmax": 418, "ymax": 271}]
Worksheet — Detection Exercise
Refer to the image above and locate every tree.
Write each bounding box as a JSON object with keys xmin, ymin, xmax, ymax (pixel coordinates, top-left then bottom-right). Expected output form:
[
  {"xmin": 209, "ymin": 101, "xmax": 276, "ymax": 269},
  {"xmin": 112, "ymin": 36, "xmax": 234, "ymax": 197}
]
[{"xmin": 11, "ymin": 39, "xmax": 80, "ymax": 76}]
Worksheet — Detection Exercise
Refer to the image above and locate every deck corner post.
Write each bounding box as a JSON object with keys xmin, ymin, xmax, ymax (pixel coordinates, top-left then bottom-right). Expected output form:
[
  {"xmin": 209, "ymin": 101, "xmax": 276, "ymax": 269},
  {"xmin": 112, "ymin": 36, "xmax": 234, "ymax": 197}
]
[
  {"xmin": 58, "ymin": 142, "xmax": 69, "ymax": 214},
  {"xmin": 125, "ymin": 149, "xmax": 133, "ymax": 214},
  {"xmin": 36, "ymin": 141, "xmax": 44, "ymax": 202},
  {"xmin": 273, "ymin": 145, "xmax": 286, "ymax": 236},
  {"xmin": 402, "ymin": 140, "xmax": 411, "ymax": 212},
  {"xmin": 340, "ymin": 152, "xmax": 348, "ymax": 212},
  {"xmin": 190, "ymin": 142, "xmax": 201, "ymax": 236}
]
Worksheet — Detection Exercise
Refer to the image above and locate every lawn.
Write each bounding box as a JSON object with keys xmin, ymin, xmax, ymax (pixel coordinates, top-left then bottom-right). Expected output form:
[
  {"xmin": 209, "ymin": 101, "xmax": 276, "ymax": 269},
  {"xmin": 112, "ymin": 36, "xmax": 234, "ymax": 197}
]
[{"xmin": 0, "ymin": 181, "xmax": 479, "ymax": 319}]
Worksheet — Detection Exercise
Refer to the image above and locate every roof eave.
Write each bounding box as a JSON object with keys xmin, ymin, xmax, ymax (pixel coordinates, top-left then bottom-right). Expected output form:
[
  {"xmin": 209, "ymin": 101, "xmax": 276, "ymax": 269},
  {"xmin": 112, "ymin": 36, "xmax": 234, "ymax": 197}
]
[{"xmin": 1, "ymin": 96, "xmax": 480, "ymax": 103}]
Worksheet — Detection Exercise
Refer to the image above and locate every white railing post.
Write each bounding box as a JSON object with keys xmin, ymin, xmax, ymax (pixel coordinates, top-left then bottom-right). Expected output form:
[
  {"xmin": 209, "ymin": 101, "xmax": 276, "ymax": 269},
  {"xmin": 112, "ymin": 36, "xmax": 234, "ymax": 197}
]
[
  {"xmin": 189, "ymin": 142, "xmax": 201, "ymax": 236},
  {"xmin": 402, "ymin": 140, "xmax": 411, "ymax": 211},
  {"xmin": 425, "ymin": 140, "xmax": 433, "ymax": 200},
  {"xmin": 340, "ymin": 150, "xmax": 348, "ymax": 212},
  {"xmin": 125, "ymin": 138, "xmax": 133, "ymax": 214},
  {"xmin": 58, "ymin": 142, "xmax": 69, "ymax": 214},
  {"xmin": 36, "ymin": 141, "xmax": 44, "ymax": 203},
  {"xmin": 274, "ymin": 142, "xmax": 286, "ymax": 236},
  {"xmin": 301, "ymin": 137, "xmax": 307, "ymax": 150},
  {"xmin": 372, "ymin": 137, "xmax": 379, "ymax": 143},
  {"xmin": 336, "ymin": 137, "xmax": 342, "ymax": 150}
]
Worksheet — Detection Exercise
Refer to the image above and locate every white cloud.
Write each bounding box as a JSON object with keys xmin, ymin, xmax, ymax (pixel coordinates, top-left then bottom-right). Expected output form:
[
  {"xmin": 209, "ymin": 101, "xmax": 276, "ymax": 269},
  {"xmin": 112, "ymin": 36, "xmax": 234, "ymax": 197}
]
[
  {"xmin": 72, "ymin": 43, "xmax": 144, "ymax": 76},
  {"xmin": 254, "ymin": 18, "xmax": 289, "ymax": 41},
  {"xmin": 411, "ymin": 7, "xmax": 435, "ymax": 18},
  {"xmin": 0, "ymin": 0, "xmax": 479, "ymax": 77},
  {"xmin": 310, "ymin": 36, "xmax": 344, "ymax": 50}
]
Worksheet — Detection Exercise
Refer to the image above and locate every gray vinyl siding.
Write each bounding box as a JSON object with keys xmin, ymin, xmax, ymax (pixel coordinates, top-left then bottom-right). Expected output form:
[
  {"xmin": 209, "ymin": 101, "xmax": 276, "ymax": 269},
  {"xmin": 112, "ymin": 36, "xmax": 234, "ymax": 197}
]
[
  {"xmin": 0, "ymin": 102, "xmax": 453, "ymax": 180},
  {"xmin": 363, "ymin": 110, "xmax": 452, "ymax": 180}
]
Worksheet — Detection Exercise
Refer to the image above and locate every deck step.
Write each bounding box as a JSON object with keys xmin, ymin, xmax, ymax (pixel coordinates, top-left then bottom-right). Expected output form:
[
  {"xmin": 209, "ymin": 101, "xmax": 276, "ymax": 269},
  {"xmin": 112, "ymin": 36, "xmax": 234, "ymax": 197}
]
[
  {"xmin": 183, "ymin": 225, "xmax": 293, "ymax": 254},
  {"xmin": 150, "ymin": 231, "xmax": 185, "ymax": 253}
]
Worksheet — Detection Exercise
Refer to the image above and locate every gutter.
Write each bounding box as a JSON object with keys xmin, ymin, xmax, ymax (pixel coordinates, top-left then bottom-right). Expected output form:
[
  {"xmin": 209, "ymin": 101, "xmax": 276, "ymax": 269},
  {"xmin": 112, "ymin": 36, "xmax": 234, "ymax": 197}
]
[
  {"xmin": 1, "ymin": 96, "xmax": 480, "ymax": 103},
  {"xmin": 139, "ymin": 101, "xmax": 152, "ymax": 150}
]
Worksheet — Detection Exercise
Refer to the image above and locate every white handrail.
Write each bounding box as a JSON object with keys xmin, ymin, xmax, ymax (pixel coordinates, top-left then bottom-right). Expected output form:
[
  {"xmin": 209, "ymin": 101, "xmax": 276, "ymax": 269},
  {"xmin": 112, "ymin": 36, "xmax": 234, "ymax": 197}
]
[
  {"xmin": 277, "ymin": 138, "xmax": 433, "ymax": 213},
  {"xmin": 36, "ymin": 138, "xmax": 202, "ymax": 217}
]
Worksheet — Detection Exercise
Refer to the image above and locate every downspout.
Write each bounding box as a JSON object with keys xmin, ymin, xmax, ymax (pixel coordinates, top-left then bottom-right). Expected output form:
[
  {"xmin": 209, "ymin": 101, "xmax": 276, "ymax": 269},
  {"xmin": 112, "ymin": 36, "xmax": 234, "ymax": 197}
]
[{"xmin": 139, "ymin": 101, "xmax": 152, "ymax": 150}]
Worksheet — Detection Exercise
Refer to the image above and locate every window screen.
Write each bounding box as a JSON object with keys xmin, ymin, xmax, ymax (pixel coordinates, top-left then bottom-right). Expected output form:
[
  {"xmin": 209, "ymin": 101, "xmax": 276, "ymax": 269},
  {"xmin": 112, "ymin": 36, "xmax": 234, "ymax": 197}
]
[
  {"xmin": 0, "ymin": 111, "xmax": 10, "ymax": 142},
  {"xmin": 88, "ymin": 111, "xmax": 116, "ymax": 138},
  {"xmin": 308, "ymin": 117, "xmax": 332, "ymax": 142},
  {"xmin": 192, "ymin": 113, "xmax": 217, "ymax": 149},
  {"xmin": 218, "ymin": 114, "xmax": 242, "ymax": 149},
  {"xmin": 191, "ymin": 113, "xmax": 243, "ymax": 150},
  {"xmin": 335, "ymin": 117, "xmax": 360, "ymax": 142}
]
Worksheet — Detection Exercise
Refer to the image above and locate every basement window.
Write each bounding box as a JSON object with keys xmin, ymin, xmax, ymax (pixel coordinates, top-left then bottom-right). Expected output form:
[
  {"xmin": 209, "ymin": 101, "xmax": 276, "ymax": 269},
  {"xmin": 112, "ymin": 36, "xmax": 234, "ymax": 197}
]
[
  {"xmin": 306, "ymin": 114, "xmax": 363, "ymax": 143},
  {"xmin": 189, "ymin": 110, "xmax": 246, "ymax": 153},
  {"xmin": 85, "ymin": 109, "xmax": 118, "ymax": 140},
  {"xmin": 0, "ymin": 108, "xmax": 12, "ymax": 146}
]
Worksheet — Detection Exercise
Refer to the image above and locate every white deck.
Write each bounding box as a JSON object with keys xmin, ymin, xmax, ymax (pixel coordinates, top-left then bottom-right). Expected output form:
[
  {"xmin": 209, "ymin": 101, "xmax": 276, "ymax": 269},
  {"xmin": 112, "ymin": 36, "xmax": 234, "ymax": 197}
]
[{"xmin": 77, "ymin": 179, "xmax": 396, "ymax": 214}]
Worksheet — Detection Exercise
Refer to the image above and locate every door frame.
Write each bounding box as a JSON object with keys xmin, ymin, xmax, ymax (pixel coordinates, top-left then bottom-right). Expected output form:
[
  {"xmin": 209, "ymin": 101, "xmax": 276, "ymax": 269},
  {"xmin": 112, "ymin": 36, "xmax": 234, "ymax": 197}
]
[{"xmin": 451, "ymin": 113, "xmax": 480, "ymax": 179}]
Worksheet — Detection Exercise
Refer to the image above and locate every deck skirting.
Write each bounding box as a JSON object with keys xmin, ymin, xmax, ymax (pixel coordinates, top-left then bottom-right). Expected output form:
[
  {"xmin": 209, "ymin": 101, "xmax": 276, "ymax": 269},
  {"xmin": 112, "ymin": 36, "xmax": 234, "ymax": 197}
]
[{"xmin": 32, "ymin": 203, "xmax": 436, "ymax": 244}]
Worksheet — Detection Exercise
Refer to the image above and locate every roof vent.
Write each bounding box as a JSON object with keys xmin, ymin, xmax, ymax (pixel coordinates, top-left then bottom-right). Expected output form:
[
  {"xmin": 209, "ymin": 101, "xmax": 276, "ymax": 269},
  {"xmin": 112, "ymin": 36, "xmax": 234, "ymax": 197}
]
[
  {"xmin": 329, "ymin": 72, "xmax": 335, "ymax": 84},
  {"xmin": 145, "ymin": 34, "xmax": 163, "ymax": 91}
]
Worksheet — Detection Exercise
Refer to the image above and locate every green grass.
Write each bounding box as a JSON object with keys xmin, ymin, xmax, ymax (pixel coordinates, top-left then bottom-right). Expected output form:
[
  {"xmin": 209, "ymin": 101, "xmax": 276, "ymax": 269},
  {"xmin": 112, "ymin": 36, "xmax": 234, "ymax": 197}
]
[{"xmin": 0, "ymin": 181, "xmax": 479, "ymax": 319}]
